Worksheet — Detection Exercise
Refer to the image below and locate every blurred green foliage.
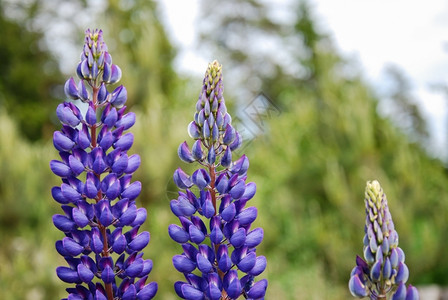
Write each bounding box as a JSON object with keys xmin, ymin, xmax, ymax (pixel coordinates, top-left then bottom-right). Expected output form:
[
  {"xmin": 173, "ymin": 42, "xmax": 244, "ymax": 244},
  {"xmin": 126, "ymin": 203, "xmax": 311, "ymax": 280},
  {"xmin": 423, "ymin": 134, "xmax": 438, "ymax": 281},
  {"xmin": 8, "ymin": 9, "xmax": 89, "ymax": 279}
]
[
  {"xmin": 1, "ymin": 0, "xmax": 448, "ymax": 299},
  {"xmin": 0, "ymin": 0, "xmax": 63, "ymax": 141}
]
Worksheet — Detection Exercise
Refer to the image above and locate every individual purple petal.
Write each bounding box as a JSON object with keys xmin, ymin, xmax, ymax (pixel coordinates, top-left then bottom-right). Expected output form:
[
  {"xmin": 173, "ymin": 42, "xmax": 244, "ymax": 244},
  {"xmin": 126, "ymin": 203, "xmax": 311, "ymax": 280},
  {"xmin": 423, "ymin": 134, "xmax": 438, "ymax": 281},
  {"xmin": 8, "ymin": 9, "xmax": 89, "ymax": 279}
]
[
  {"xmin": 189, "ymin": 225, "xmax": 205, "ymax": 244},
  {"xmin": 92, "ymin": 152, "xmax": 106, "ymax": 174},
  {"xmin": 139, "ymin": 259, "xmax": 154, "ymax": 277},
  {"xmin": 220, "ymin": 147, "xmax": 232, "ymax": 168},
  {"xmin": 64, "ymin": 77, "xmax": 79, "ymax": 100},
  {"xmin": 59, "ymin": 106, "xmax": 81, "ymax": 127},
  {"xmin": 207, "ymin": 145, "xmax": 216, "ymax": 165},
  {"xmin": 53, "ymin": 131, "xmax": 75, "ymax": 152},
  {"xmin": 230, "ymin": 227, "xmax": 246, "ymax": 248},
  {"xmin": 222, "ymin": 124, "xmax": 235, "ymax": 145},
  {"xmin": 241, "ymin": 182, "xmax": 256, "ymax": 201},
  {"xmin": 247, "ymin": 279, "xmax": 268, "ymax": 299},
  {"xmin": 192, "ymin": 169, "xmax": 211, "ymax": 190},
  {"xmin": 95, "ymin": 290, "xmax": 107, "ymax": 300},
  {"xmin": 245, "ymin": 228, "xmax": 264, "ymax": 248},
  {"xmin": 370, "ymin": 259, "xmax": 382, "ymax": 282},
  {"xmin": 121, "ymin": 181, "xmax": 141, "ymax": 200},
  {"xmin": 237, "ymin": 206, "xmax": 257, "ymax": 225},
  {"xmin": 230, "ymin": 180, "xmax": 246, "ymax": 199},
  {"xmin": 137, "ymin": 282, "xmax": 158, "ymax": 300},
  {"xmin": 191, "ymin": 140, "xmax": 203, "ymax": 160},
  {"xmin": 396, "ymin": 262, "xmax": 409, "ymax": 284},
  {"xmin": 111, "ymin": 153, "xmax": 128, "ymax": 174},
  {"xmin": 109, "ymin": 64, "xmax": 122, "ymax": 85},
  {"xmin": 99, "ymin": 205, "xmax": 114, "ymax": 227},
  {"xmin": 173, "ymin": 255, "xmax": 196, "ymax": 273},
  {"xmin": 114, "ymin": 132, "xmax": 134, "ymax": 150},
  {"xmin": 178, "ymin": 141, "xmax": 195, "ymax": 163},
  {"xmin": 110, "ymin": 84, "xmax": 127, "ymax": 107},
  {"xmin": 221, "ymin": 202, "xmax": 236, "ymax": 222},
  {"xmin": 103, "ymin": 62, "xmax": 111, "ymax": 82},
  {"xmin": 72, "ymin": 207, "xmax": 89, "ymax": 228},
  {"xmin": 97, "ymin": 82, "xmax": 108, "ymax": 104},
  {"xmin": 181, "ymin": 284, "xmax": 204, "ymax": 300},
  {"xmin": 383, "ymin": 257, "xmax": 392, "ymax": 279},
  {"xmin": 225, "ymin": 273, "xmax": 242, "ymax": 299},
  {"xmin": 106, "ymin": 179, "xmax": 121, "ymax": 200},
  {"xmin": 50, "ymin": 160, "xmax": 72, "ymax": 177},
  {"xmin": 125, "ymin": 259, "xmax": 144, "ymax": 278},
  {"xmin": 188, "ymin": 121, "xmax": 201, "ymax": 139},
  {"xmin": 77, "ymin": 125, "xmax": 91, "ymax": 149},
  {"xmin": 230, "ymin": 155, "xmax": 249, "ymax": 175},
  {"xmin": 122, "ymin": 284, "xmax": 137, "ymax": 300},
  {"xmin": 173, "ymin": 168, "xmax": 193, "ymax": 189},
  {"xmin": 90, "ymin": 229, "xmax": 104, "ymax": 254},
  {"xmin": 68, "ymin": 156, "xmax": 85, "ymax": 176},
  {"xmin": 119, "ymin": 205, "xmax": 137, "ymax": 226},
  {"xmin": 130, "ymin": 208, "xmax": 147, "ymax": 227},
  {"xmin": 129, "ymin": 231, "xmax": 150, "ymax": 252},
  {"xmin": 77, "ymin": 263, "xmax": 94, "ymax": 283},
  {"xmin": 174, "ymin": 281, "xmax": 186, "ymax": 298},
  {"xmin": 237, "ymin": 251, "xmax": 256, "ymax": 272},
  {"xmin": 103, "ymin": 107, "xmax": 118, "ymax": 128},
  {"xmin": 116, "ymin": 112, "xmax": 136, "ymax": 130},
  {"xmin": 202, "ymin": 199, "xmax": 215, "ymax": 218},
  {"xmin": 125, "ymin": 154, "xmax": 141, "ymax": 174},
  {"xmin": 57, "ymin": 266, "xmax": 81, "ymax": 284},
  {"xmin": 211, "ymin": 123, "xmax": 219, "ymax": 142},
  {"xmin": 112, "ymin": 234, "xmax": 127, "ymax": 254},
  {"xmin": 196, "ymin": 253, "xmax": 213, "ymax": 273},
  {"xmin": 405, "ymin": 285, "xmax": 419, "ymax": 300},
  {"xmin": 101, "ymin": 265, "xmax": 115, "ymax": 284},
  {"xmin": 85, "ymin": 105, "xmax": 97, "ymax": 127},
  {"xmin": 63, "ymin": 237, "xmax": 84, "ymax": 256},
  {"xmin": 249, "ymin": 256, "xmax": 267, "ymax": 276},
  {"xmin": 392, "ymin": 282, "xmax": 406, "ymax": 300},
  {"xmin": 349, "ymin": 274, "xmax": 368, "ymax": 298},
  {"xmin": 229, "ymin": 131, "xmax": 242, "ymax": 151},
  {"xmin": 218, "ymin": 252, "xmax": 232, "ymax": 273},
  {"xmin": 77, "ymin": 79, "xmax": 90, "ymax": 101},
  {"xmin": 363, "ymin": 245, "xmax": 375, "ymax": 264},
  {"xmin": 52, "ymin": 186, "xmax": 69, "ymax": 204},
  {"xmin": 53, "ymin": 214, "xmax": 76, "ymax": 232},
  {"xmin": 168, "ymin": 224, "xmax": 190, "ymax": 243},
  {"xmin": 215, "ymin": 174, "xmax": 229, "ymax": 194}
]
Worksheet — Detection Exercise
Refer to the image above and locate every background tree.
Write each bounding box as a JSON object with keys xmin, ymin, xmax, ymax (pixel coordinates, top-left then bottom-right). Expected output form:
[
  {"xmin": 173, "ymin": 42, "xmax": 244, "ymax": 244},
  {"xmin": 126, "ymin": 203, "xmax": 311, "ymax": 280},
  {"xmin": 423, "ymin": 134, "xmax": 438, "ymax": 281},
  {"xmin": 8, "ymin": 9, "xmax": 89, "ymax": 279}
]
[
  {"xmin": 0, "ymin": 0, "xmax": 63, "ymax": 140},
  {"xmin": 1, "ymin": 0, "xmax": 448, "ymax": 298}
]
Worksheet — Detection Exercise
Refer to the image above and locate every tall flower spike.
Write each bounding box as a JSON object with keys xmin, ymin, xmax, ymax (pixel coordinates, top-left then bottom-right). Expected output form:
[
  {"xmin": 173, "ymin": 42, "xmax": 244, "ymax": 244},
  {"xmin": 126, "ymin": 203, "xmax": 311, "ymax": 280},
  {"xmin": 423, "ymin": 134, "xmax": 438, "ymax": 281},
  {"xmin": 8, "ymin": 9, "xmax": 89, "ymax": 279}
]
[
  {"xmin": 349, "ymin": 180, "xmax": 418, "ymax": 300},
  {"xmin": 170, "ymin": 60, "xmax": 268, "ymax": 299},
  {"xmin": 50, "ymin": 29, "xmax": 157, "ymax": 300}
]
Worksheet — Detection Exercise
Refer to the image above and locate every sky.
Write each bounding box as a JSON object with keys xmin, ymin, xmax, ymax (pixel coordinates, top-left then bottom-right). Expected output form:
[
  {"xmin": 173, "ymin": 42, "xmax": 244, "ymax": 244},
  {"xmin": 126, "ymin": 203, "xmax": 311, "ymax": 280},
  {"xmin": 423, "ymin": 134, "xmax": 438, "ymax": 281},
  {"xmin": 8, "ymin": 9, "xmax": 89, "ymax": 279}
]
[{"xmin": 157, "ymin": 0, "xmax": 448, "ymax": 157}]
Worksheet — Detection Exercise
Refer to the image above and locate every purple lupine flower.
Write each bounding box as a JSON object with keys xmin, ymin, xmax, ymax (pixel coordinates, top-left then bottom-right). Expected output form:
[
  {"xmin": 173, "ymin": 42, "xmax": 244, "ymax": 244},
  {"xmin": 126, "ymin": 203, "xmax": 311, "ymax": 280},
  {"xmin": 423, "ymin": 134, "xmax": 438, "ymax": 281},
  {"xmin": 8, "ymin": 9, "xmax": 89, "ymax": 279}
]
[
  {"xmin": 170, "ymin": 60, "xmax": 268, "ymax": 299},
  {"xmin": 349, "ymin": 180, "xmax": 418, "ymax": 300},
  {"xmin": 50, "ymin": 29, "xmax": 157, "ymax": 300}
]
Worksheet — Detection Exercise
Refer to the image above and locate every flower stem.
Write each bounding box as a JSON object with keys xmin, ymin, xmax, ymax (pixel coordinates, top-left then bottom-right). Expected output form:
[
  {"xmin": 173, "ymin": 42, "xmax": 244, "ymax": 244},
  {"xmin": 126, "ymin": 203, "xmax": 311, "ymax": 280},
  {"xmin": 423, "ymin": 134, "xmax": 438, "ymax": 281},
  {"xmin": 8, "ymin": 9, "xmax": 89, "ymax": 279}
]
[
  {"xmin": 91, "ymin": 86, "xmax": 114, "ymax": 300},
  {"xmin": 208, "ymin": 162, "xmax": 228, "ymax": 298}
]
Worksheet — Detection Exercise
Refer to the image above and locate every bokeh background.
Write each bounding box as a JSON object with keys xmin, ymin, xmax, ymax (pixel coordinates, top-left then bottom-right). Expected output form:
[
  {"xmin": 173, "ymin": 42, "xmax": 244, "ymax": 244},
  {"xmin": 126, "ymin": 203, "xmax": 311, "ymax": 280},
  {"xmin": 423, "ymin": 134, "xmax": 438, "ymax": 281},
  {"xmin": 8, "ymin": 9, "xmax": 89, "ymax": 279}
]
[{"xmin": 1, "ymin": 0, "xmax": 448, "ymax": 299}]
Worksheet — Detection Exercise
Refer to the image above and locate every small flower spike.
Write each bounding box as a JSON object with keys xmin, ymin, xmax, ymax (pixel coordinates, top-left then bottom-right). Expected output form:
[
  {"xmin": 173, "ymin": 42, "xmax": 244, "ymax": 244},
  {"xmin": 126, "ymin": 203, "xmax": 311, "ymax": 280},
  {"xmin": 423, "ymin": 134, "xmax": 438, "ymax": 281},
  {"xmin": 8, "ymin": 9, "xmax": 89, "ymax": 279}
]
[
  {"xmin": 50, "ymin": 29, "xmax": 157, "ymax": 300},
  {"xmin": 169, "ymin": 60, "xmax": 267, "ymax": 300},
  {"xmin": 349, "ymin": 180, "xmax": 418, "ymax": 300}
]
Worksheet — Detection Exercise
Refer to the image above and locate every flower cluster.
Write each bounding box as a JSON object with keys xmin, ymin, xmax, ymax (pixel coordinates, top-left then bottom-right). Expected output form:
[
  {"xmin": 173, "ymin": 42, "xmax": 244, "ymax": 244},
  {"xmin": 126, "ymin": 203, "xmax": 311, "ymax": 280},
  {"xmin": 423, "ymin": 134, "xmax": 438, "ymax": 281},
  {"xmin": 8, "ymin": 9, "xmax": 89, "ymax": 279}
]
[
  {"xmin": 169, "ymin": 60, "xmax": 268, "ymax": 299},
  {"xmin": 349, "ymin": 180, "xmax": 418, "ymax": 300},
  {"xmin": 50, "ymin": 29, "xmax": 157, "ymax": 300}
]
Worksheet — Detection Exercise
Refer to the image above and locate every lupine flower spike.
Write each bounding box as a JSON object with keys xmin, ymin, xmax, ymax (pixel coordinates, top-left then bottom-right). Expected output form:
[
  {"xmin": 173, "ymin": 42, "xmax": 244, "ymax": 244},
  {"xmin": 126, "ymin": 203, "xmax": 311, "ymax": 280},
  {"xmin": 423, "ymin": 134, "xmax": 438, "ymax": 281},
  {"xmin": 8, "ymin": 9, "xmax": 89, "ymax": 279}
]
[
  {"xmin": 169, "ymin": 60, "xmax": 268, "ymax": 299},
  {"xmin": 50, "ymin": 29, "xmax": 157, "ymax": 300},
  {"xmin": 349, "ymin": 180, "xmax": 418, "ymax": 300}
]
